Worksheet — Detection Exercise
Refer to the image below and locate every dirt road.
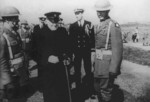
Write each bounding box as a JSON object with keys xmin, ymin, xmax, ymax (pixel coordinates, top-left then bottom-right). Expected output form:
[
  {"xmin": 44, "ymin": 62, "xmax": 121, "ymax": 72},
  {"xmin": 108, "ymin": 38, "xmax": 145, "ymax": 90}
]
[{"xmin": 116, "ymin": 60, "xmax": 150, "ymax": 102}]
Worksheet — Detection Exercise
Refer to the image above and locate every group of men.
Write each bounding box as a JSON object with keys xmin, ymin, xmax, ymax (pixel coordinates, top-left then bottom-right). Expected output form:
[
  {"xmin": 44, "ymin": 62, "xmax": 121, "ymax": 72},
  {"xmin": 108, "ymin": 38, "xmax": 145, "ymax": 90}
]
[{"xmin": 0, "ymin": 0, "xmax": 123, "ymax": 102}]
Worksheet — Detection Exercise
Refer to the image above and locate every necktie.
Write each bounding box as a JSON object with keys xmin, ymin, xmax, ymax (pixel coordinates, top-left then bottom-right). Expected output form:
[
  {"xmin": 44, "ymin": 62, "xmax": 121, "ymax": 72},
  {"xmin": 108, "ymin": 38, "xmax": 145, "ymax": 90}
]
[
  {"xmin": 79, "ymin": 21, "xmax": 82, "ymax": 27},
  {"xmin": 79, "ymin": 21, "xmax": 81, "ymax": 27}
]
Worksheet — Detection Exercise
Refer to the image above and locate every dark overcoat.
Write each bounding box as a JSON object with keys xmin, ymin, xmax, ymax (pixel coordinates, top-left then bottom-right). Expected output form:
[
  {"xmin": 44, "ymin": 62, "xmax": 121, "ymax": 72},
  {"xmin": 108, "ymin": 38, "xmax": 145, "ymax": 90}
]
[{"xmin": 39, "ymin": 26, "xmax": 70, "ymax": 102}]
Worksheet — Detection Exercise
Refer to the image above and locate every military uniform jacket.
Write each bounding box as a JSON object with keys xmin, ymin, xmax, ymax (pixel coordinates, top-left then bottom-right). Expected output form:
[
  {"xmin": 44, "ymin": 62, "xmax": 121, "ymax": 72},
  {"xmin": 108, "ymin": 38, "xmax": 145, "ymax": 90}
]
[
  {"xmin": 0, "ymin": 28, "xmax": 23, "ymax": 89},
  {"xmin": 69, "ymin": 20, "xmax": 95, "ymax": 53},
  {"xmin": 19, "ymin": 28, "xmax": 31, "ymax": 40},
  {"xmin": 94, "ymin": 18, "xmax": 123, "ymax": 78},
  {"xmin": 18, "ymin": 28, "xmax": 31, "ymax": 51}
]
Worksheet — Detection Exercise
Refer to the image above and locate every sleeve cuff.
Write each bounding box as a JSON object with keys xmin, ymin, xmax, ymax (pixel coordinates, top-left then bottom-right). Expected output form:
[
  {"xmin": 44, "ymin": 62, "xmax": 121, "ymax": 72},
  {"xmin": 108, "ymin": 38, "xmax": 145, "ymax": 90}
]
[{"xmin": 91, "ymin": 48, "xmax": 95, "ymax": 52}]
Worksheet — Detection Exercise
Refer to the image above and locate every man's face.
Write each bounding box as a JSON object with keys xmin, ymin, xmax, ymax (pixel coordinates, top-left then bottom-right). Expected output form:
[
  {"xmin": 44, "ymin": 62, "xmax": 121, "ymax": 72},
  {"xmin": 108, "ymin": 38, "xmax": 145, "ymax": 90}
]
[
  {"xmin": 97, "ymin": 11, "xmax": 107, "ymax": 21},
  {"xmin": 8, "ymin": 16, "xmax": 19, "ymax": 30},
  {"xmin": 46, "ymin": 18, "xmax": 57, "ymax": 26},
  {"xmin": 46, "ymin": 19, "xmax": 59, "ymax": 31},
  {"xmin": 41, "ymin": 20, "xmax": 45, "ymax": 24},
  {"xmin": 75, "ymin": 12, "xmax": 83, "ymax": 21},
  {"xmin": 22, "ymin": 24, "xmax": 28, "ymax": 29},
  {"xmin": 39, "ymin": 19, "xmax": 45, "ymax": 25}
]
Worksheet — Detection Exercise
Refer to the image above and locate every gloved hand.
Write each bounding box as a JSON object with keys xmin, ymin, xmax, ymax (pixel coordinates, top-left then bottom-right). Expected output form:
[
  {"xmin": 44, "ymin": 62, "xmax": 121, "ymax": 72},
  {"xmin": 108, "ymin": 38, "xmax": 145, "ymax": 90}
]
[
  {"xmin": 108, "ymin": 72, "xmax": 117, "ymax": 88},
  {"xmin": 48, "ymin": 55, "xmax": 59, "ymax": 64},
  {"xmin": 63, "ymin": 58, "xmax": 71, "ymax": 66},
  {"xmin": 109, "ymin": 72, "xmax": 117, "ymax": 79}
]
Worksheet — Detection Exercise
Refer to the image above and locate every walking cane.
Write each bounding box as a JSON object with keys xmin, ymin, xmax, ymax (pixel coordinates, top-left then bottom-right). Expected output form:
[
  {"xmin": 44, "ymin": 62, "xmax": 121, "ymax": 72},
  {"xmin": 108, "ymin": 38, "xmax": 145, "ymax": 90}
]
[{"xmin": 64, "ymin": 60, "xmax": 72, "ymax": 102}]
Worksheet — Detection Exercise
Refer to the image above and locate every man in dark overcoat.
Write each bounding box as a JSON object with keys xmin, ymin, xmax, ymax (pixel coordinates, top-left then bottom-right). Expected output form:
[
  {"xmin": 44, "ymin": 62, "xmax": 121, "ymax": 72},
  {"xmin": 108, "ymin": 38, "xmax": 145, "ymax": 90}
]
[{"xmin": 39, "ymin": 11, "xmax": 70, "ymax": 102}]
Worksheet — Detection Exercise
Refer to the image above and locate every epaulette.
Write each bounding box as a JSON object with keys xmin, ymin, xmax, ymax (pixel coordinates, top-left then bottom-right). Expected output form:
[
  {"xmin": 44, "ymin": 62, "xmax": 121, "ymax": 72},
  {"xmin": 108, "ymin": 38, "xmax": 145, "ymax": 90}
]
[
  {"xmin": 111, "ymin": 19, "xmax": 120, "ymax": 28},
  {"xmin": 113, "ymin": 20, "xmax": 120, "ymax": 28},
  {"xmin": 115, "ymin": 22, "xmax": 120, "ymax": 27}
]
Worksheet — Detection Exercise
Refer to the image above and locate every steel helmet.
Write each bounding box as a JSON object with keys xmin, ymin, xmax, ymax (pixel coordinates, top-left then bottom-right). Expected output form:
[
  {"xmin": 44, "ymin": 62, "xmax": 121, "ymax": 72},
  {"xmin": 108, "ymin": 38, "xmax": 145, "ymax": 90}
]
[
  {"xmin": 0, "ymin": 6, "xmax": 20, "ymax": 17},
  {"xmin": 94, "ymin": 0, "xmax": 112, "ymax": 11}
]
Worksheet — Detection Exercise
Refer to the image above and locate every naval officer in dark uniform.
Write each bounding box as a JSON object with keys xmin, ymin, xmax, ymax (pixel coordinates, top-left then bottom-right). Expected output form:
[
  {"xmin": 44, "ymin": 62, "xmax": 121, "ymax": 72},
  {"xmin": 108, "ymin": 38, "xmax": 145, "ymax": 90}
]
[
  {"xmin": 39, "ymin": 12, "xmax": 70, "ymax": 102},
  {"xmin": 69, "ymin": 8, "xmax": 95, "ymax": 100}
]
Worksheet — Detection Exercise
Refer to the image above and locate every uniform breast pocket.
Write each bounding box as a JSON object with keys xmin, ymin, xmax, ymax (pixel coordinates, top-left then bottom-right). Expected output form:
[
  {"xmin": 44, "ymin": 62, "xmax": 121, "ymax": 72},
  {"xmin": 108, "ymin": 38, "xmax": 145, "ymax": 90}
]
[
  {"xmin": 100, "ymin": 29, "xmax": 107, "ymax": 36},
  {"xmin": 103, "ymin": 54, "xmax": 111, "ymax": 61}
]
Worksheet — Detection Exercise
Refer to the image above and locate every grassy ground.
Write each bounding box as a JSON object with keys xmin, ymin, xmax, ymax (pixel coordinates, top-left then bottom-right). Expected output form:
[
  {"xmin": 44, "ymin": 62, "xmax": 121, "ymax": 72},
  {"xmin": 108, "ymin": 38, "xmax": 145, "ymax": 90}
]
[{"xmin": 123, "ymin": 45, "xmax": 150, "ymax": 66}]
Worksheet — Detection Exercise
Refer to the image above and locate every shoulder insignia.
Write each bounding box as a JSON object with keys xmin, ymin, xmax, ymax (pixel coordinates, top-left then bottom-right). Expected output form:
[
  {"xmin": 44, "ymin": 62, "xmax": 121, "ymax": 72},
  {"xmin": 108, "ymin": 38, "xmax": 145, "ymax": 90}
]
[
  {"xmin": 110, "ymin": 19, "xmax": 120, "ymax": 28},
  {"xmin": 115, "ymin": 23, "xmax": 120, "ymax": 27}
]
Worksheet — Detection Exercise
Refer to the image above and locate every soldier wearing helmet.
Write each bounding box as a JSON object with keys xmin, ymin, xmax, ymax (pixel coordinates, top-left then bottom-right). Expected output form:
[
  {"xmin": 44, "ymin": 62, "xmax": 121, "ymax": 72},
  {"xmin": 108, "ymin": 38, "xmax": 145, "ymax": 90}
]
[
  {"xmin": 93, "ymin": 0, "xmax": 123, "ymax": 102},
  {"xmin": 18, "ymin": 19, "xmax": 31, "ymax": 78},
  {"xmin": 0, "ymin": 6, "xmax": 29, "ymax": 101}
]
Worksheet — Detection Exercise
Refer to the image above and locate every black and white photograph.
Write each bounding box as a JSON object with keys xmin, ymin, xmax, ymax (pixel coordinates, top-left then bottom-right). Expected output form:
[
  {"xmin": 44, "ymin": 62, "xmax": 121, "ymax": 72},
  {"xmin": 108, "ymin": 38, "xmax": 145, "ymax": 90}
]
[{"xmin": 0, "ymin": 0, "xmax": 150, "ymax": 102}]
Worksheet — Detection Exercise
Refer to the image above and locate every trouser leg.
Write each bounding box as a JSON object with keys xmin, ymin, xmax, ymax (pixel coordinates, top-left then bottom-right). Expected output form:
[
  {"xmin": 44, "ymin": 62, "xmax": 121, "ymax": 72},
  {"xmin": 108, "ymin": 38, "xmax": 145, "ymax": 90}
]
[
  {"xmin": 38, "ymin": 65, "xmax": 43, "ymax": 78},
  {"xmin": 83, "ymin": 51, "xmax": 94, "ymax": 97},
  {"xmin": 74, "ymin": 55, "xmax": 82, "ymax": 88},
  {"xmin": 83, "ymin": 52, "xmax": 92, "ymax": 78},
  {"xmin": 94, "ymin": 77, "xmax": 115, "ymax": 102},
  {"xmin": 83, "ymin": 51, "xmax": 94, "ymax": 96}
]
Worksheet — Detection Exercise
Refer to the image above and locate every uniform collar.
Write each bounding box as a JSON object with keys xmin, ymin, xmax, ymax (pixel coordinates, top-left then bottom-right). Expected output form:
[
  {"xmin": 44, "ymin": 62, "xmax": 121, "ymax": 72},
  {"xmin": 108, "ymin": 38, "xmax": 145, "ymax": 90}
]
[
  {"xmin": 22, "ymin": 28, "xmax": 27, "ymax": 32},
  {"xmin": 100, "ymin": 18, "xmax": 111, "ymax": 26},
  {"xmin": 101, "ymin": 18, "xmax": 111, "ymax": 23},
  {"xmin": 78, "ymin": 19, "xmax": 84, "ymax": 27},
  {"xmin": 3, "ymin": 27, "xmax": 13, "ymax": 34},
  {"xmin": 3, "ymin": 27, "xmax": 17, "ymax": 36}
]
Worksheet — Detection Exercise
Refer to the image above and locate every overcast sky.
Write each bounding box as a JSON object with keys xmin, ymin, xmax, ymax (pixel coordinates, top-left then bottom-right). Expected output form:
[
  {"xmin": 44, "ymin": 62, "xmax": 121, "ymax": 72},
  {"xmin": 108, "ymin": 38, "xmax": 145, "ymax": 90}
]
[{"xmin": 0, "ymin": 0, "xmax": 150, "ymax": 24}]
